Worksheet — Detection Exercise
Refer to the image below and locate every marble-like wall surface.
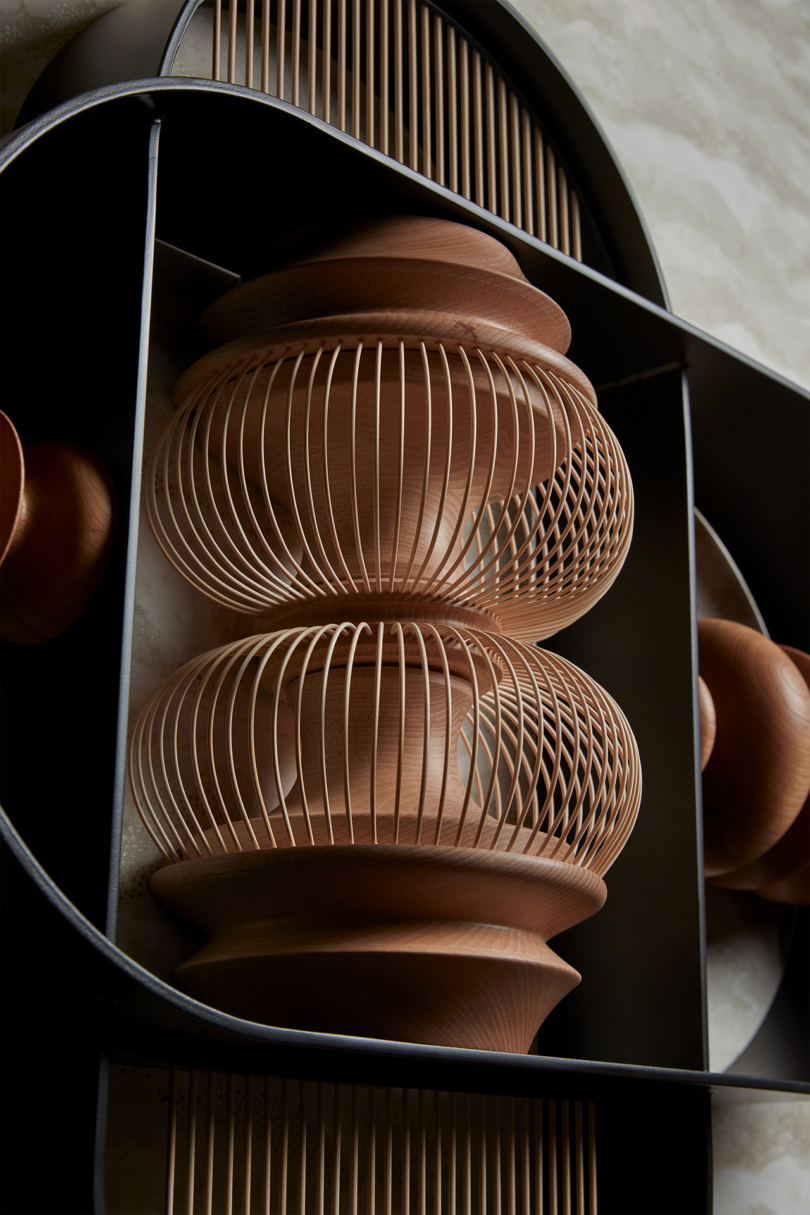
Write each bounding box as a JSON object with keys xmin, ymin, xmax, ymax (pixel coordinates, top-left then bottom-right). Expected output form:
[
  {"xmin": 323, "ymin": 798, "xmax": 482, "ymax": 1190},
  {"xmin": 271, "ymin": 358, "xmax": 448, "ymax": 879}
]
[{"xmin": 510, "ymin": 0, "xmax": 810, "ymax": 392}]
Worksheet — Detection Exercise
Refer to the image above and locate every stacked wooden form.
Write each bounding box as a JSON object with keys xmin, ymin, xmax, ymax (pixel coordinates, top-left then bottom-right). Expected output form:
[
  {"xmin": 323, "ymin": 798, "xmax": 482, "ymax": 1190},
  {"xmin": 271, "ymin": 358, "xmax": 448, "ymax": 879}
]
[{"xmin": 129, "ymin": 216, "xmax": 642, "ymax": 1052}]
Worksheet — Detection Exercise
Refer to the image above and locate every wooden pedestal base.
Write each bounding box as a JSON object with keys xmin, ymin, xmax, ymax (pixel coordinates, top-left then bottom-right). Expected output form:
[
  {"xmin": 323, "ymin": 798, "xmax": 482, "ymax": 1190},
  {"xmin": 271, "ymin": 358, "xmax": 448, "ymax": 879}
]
[{"xmin": 151, "ymin": 845, "xmax": 606, "ymax": 1053}]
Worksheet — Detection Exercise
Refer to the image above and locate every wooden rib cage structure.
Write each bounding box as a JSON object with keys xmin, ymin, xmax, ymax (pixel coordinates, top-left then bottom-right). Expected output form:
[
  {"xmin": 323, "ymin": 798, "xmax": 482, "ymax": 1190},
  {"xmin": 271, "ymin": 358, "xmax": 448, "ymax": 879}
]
[
  {"xmin": 156, "ymin": 1068, "xmax": 596, "ymax": 1215},
  {"xmin": 130, "ymin": 214, "xmax": 640, "ymax": 1051},
  {"xmin": 196, "ymin": 0, "xmax": 585, "ymax": 257}
]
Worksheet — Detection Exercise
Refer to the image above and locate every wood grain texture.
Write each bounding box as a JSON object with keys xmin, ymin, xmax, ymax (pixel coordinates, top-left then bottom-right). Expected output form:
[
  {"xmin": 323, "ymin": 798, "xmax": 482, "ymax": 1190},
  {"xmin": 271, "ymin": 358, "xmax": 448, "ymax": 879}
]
[
  {"xmin": 0, "ymin": 434, "xmax": 115, "ymax": 645},
  {"xmin": 699, "ymin": 620, "xmax": 810, "ymax": 878},
  {"xmin": 150, "ymin": 845, "xmax": 606, "ymax": 1051},
  {"xmin": 712, "ymin": 645, "xmax": 810, "ymax": 897},
  {"xmin": 698, "ymin": 675, "xmax": 716, "ymax": 771}
]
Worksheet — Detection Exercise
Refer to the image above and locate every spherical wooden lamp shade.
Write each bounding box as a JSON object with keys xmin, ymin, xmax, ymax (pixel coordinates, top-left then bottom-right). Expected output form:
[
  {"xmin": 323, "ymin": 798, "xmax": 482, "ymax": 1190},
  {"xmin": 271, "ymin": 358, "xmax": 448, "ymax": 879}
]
[
  {"xmin": 132, "ymin": 216, "xmax": 642, "ymax": 1052},
  {"xmin": 146, "ymin": 217, "xmax": 633, "ymax": 642}
]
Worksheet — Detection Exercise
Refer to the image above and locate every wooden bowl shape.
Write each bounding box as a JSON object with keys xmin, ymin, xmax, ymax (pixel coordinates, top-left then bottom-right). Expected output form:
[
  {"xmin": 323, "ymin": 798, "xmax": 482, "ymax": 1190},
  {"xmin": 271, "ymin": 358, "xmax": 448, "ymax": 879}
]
[
  {"xmin": 146, "ymin": 218, "xmax": 633, "ymax": 642},
  {"xmin": 710, "ymin": 644, "xmax": 810, "ymax": 902},
  {"xmin": 698, "ymin": 620, "xmax": 810, "ymax": 880},
  {"xmin": 0, "ymin": 411, "xmax": 115, "ymax": 645},
  {"xmin": 131, "ymin": 623, "xmax": 641, "ymax": 1052}
]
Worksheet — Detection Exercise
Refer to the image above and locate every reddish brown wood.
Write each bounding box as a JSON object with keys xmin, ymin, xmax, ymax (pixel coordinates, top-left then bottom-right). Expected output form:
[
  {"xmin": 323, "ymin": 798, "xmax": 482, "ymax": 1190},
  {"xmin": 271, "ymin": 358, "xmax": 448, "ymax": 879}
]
[
  {"xmin": 0, "ymin": 429, "xmax": 115, "ymax": 645},
  {"xmin": 698, "ymin": 675, "xmax": 716, "ymax": 771},
  {"xmin": 699, "ymin": 620, "xmax": 810, "ymax": 878},
  {"xmin": 713, "ymin": 646, "xmax": 810, "ymax": 897},
  {"xmin": 150, "ymin": 845, "xmax": 606, "ymax": 1052}
]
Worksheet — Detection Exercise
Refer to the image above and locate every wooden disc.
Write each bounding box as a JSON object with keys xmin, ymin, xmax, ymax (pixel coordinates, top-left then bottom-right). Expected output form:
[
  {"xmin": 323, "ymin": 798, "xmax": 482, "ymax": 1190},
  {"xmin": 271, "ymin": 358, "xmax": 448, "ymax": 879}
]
[
  {"xmin": 699, "ymin": 620, "xmax": 810, "ymax": 878},
  {"xmin": 698, "ymin": 675, "xmax": 717, "ymax": 771}
]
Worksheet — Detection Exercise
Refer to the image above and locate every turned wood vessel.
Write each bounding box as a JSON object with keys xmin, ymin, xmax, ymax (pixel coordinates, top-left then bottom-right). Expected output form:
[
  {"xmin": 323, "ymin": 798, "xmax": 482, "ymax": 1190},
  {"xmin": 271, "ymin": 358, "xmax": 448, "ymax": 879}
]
[
  {"xmin": 698, "ymin": 619, "xmax": 810, "ymax": 881},
  {"xmin": 0, "ymin": 411, "xmax": 115, "ymax": 645},
  {"xmin": 131, "ymin": 217, "xmax": 642, "ymax": 1051}
]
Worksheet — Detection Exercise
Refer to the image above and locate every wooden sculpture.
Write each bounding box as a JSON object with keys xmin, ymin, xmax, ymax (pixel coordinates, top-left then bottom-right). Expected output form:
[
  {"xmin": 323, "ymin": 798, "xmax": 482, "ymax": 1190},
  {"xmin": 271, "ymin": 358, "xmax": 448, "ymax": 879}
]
[
  {"xmin": 697, "ymin": 676, "xmax": 717, "ymax": 771},
  {"xmin": 0, "ymin": 410, "xmax": 115, "ymax": 645},
  {"xmin": 132, "ymin": 216, "xmax": 642, "ymax": 1052},
  {"xmin": 698, "ymin": 619, "xmax": 810, "ymax": 895}
]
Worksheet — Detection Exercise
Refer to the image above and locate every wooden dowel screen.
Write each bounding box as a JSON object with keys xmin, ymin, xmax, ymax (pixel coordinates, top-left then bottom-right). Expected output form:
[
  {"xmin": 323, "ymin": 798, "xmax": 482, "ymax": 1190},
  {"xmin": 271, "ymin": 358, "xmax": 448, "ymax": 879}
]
[{"xmin": 203, "ymin": 0, "xmax": 587, "ymax": 262}]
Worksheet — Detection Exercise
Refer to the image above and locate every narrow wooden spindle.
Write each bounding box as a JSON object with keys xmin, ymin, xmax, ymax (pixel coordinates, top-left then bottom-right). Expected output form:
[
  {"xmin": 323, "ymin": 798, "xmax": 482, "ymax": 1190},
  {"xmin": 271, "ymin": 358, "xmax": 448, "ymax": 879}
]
[
  {"xmin": 213, "ymin": 0, "xmax": 222, "ymax": 80},
  {"xmin": 402, "ymin": 1089, "xmax": 411, "ymax": 1215},
  {"xmin": 511, "ymin": 92, "xmax": 522, "ymax": 228},
  {"xmin": 277, "ymin": 0, "xmax": 287, "ymax": 98},
  {"xmin": 352, "ymin": 0, "xmax": 361, "ymax": 139},
  {"xmin": 368, "ymin": 1087, "xmax": 377, "ymax": 1215},
  {"xmin": 186, "ymin": 1071, "xmax": 198, "ymax": 1215},
  {"xmin": 447, "ymin": 24, "xmax": 458, "ymax": 192},
  {"xmin": 507, "ymin": 1097, "xmax": 516, "ymax": 1215},
  {"xmin": 299, "ymin": 1080, "xmax": 308, "ymax": 1215},
  {"xmin": 291, "ymin": 0, "xmax": 301, "ymax": 107},
  {"xmin": 418, "ymin": 1090, "xmax": 427, "ymax": 1215},
  {"xmin": 522, "ymin": 109, "xmax": 533, "ymax": 235},
  {"xmin": 434, "ymin": 1089, "xmax": 443, "ymax": 1215},
  {"xmin": 547, "ymin": 145, "xmax": 558, "ymax": 248},
  {"xmin": 473, "ymin": 49, "xmax": 484, "ymax": 206},
  {"xmin": 166, "ymin": 1067, "xmax": 178, "ymax": 1215},
  {"xmin": 366, "ymin": 0, "xmax": 375, "ymax": 146},
  {"xmin": 322, "ymin": 0, "xmax": 332, "ymax": 123},
  {"xmin": 448, "ymin": 1093, "xmax": 458, "ymax": 1215},
  {"xmin": 535, "ymin": 1099, "xmax": 544, "ymax": 1215},
  {"xmin": 337, "ymin": 0, "xmax": 346, "ymax": 130},
  {"xmin": 549, "ymin": 1100, "xmax": 557, "ymax": 1215},
  {"xmin": 498, "ymin": 76, "xmax": 509, "ymax": 220},
  {"xmin": 408, "ymin": 0, "xmax": 418, "ymax": 171},
  {"xmin": 460, "ymin": 37, "xmax": 470, "ymax": 198},
  {"xmin": 575, "ymin": 1103, "xmax": 584, "ymax": 1215},
  {"xmin": 521, "ymin": 1098, "xmax": 531, "ymax": 1215},
  {"xmin": 204, "ymin": 1071, "xmax": 216, "ymax": 1215},
  {"xmin": 332, "ymin": 1084, "xmax": 343, "ymax": 1215},
  {"xmin": 227, "ymin": 0, "xmax": 237, "ymax": 83},
  {"xmin": 243, "ymin": 1075, "xmax": 254, "ymax": 1215},
  {"xmin": 494, "ymin": 1095, "xmax": 502, "ymax": 1215},
  {"xmin": 380, "ymin": 0, "xmax": 389, "ymax": 154},
  {"xmin": 350, "ymin": 1085, "xmax": 360, "ymax": 1215},
  {"xmin": 279, "ymin": 1079, "xmax": 289, "ymax": 1215},
  {"xmin": 245, "ymin": 0, "xmax": 255, "ymax": 86},
  {"xmin": 316, "ymin": 1082, "xmax": 326, "ymax": 1215},
  {"xmin": 434, "ymin": 13, "xmax": 444, "ymax": 186},
  {"xmin": 559, "ymin": 166, "xmax": 570, "ymax": 255},
  {"xmin": 535, "ymin": 126, "xmax": 546, "ymax": 242},
  {"xmin": 308, "ymin": 0, "xmax": 317, "ymax": 114},
  {"xmin": 572, "ymin": 192, "xmax": 583, "ymax": 262},
  {"xmin": 421, "ymin": 5, "xmax": 432, "ymax": 178},
  {"xmin": 225, "ymin": 1073, "xmax": 236, "ymax": 1215},
  {"xmin": 395, "ymin": 0, "xmax": 404, "ymax": 161},
  {"xmin": 479, "ymin": 1095, "xmax": 487, "ymax": 1215},
  {"xmin": 486, "ymin": 62, "xmax": 497, "ymax": 212},
  {"xmin": 262, "ymin": 1077, "xmax": 272, "ymax": 1215},
  {"xmin": 260, "ymin": 0, "xmax": 270, "ymax": 92},
  {"xmin": 588, "ymin": 1104, "xmax": 597, "ymax": 1215},
  {"xmin": 384, "ymin": 1089, "xmax": 394, "ymax": 1215},
  {"xmin": 562, "ymin": 1101, "xmax": 570, "ymax": 1215}
]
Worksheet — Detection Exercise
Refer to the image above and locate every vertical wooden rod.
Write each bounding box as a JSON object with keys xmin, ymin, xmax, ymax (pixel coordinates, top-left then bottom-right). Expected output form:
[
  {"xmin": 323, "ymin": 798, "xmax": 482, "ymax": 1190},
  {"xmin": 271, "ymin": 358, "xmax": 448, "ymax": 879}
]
[
  {"xmin": 498, "ymin": 76, "xmax": 509, "ymax": 220},
  {"xmin": 418, "ymin": 1090, "xmax": 427, "ymax": 1215},
  {"xmin": 562, "ymin": 1101, "xmax": 570, "ymax": 1215},
  {"xmin": 572, "ymin": 192, "xmax": 583, "ymax": 262},
  {"xmin": 549, "ymin": 1100, "xmax": 558, "ymax": 1215},
  {"xmin": 434, "ymin": 1089, "xmax": 443, "ymax": 1215},
  {"xmin": 225, "ymin": 1073, "xmax": 236, "ymax": 1215},
  {"xmin": 227, "ymin": 0, "xmax": 237, "ymax": 83},
  {"xmin": 291, "ymin": 0, "xmax": 301, "ymax": 107},
  {"xmin": 521, "ymin": 110, "xmax": 533, "ymax": 235},
  {"xmin": 316, "ymin": 1082, "xmax": 326, "ymax": 1215},
  {"xmin": 213, "ymin": 0, "xmax": 222, "ymax": 81},
  {"xmin": 204, "ymin": 1071, "xmax": 216, "ymax": 1215},
  {"xmin": 186, "ymin": 1071, "xmax": 198, "ymax": 1215},
  {"xmin": 402, "ymin": 1089, "xmax": 411, "ymax": 1215},
  {"xmin": 277, "ymin": 0, "xmax": 287, "ymax": 99},
  {"xmin": 260, "ymin": 0, "xmax": 270, "ymax": 92},
  {"xmin": 332, "ymin": 1085, "xmax": 343, "ymax": 1215},
  {"xmin": 421, "ymin": 5, "xmax": 432, "ymax": 178},
  {"xmin": 166, "ymin": 1067, "xmax": 178, "ymax": 1215},
  {"xmin": 308, "ymin": 0, "xmax": 317, "ymax": 113},
  {"xmin": 507, "ymin": 1097, "xmax": 516, "ymax": 1215},
  {"xmin": 485, "ymin": 61, "xmax": 497, "ymax": 210},
  {"xmin": 352, "ymin": 0, "xmax": 361, "ymax": 139},
  {"xmin": 395, "ymin": 0, "xmax": 404, "ymax": 161},
  {"xmin": 588, "ymin": 1104, "xmax": 597, "ymax": 1215},
  {"xmin": 245, "ymin": 0, "xmax": 255, "ymax": 86},
  {"xmin": 559, "ymin": 166, "xmax": 570, "ymax": 255},
  {"xmin": 408, "ymin": 0, "xmax": 418, "ymax": 171},
  {"xmin": 535, "ymin": 1100, "xmax": 543, "ymax": 1215},
  {"xmin": 473, "ymin": 49, "xmax": 484, "ymax": 206},
  {"xmin": 380, "ymin": 0, "xmax": 389, "ymax": 154},
  {"xmin": 448, "ymin": 1093, "xmax": 457, "ymax": 1215},
  {"xmin": 575, "ymin": 1103, "xmax": 584, "ymax": 1215},
  {"xmin": 521, "ymin": 1098, "xmax": 530, "ymax": 1215},
  {"xmin": 384, "ymin": 1089, "xmax": 394, "ymax": 1215},
  {"xmin": 447, "ymin": 24, "xmax": 457, "ymax": 193},
  {"xmin": 350, "ymin": 1085, "xmax": 360, "ymax": 1215},
  {"xmin": 337, "ymin": 0, "xmax": 346, "ymax": 131},
  {"xmin": 243, "ymin": 1075, "xmax": 254, "ymax": 1215},
  {"xmin": 547, "ymin": 145, "xmax": 558, "ymax": 248},
  {"xmin": 493, "ymin": 1095, "xmax": 502, "ymax": 1215},
  {"xmin": 479, "ymin": 1095, "xmax": 487, "ymax": 1215},
  {"xmin": 464, "ymin": 1094, "xmax": 472, "ymax": 1215},
  {"xmin": 366, "ymin": 0, "xmax": 375, "ymax": 146},
  {"xmin": 534, "ymin": 127, "xmax": 546, "ymax": 242},
  {"xmin": 434, "ymin": 13, "xmax": 444, "ymax": 185},
  {"xmin": 298, "ymin": 1080, "xmax": 308, "ymax": 1215},
  {"xmin": 510, "ymin": 92, "xmax": 521, "ymax": 229},
  {"xmin": 366, "ymin": 1087, "xmax": 376, "ymax": 1215},
  {"xmin": 262, "ymin": 1076, "xmax": 272, "ymax": 1215},
  {"xmin": 322, "ymin": 0, "xmax": 332, "ymax": 123},
  {"xmin": 279, "ymin": 1078, "xmax": 289, "ymax": 1215}
]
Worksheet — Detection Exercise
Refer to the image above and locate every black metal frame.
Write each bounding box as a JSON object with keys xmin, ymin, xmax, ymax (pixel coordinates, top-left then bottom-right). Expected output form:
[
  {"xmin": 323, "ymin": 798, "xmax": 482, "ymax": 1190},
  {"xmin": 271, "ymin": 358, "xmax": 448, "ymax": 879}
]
[{"xmin": 1, "ymin": 5, "xmax": 808, "ymax": 1211}]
